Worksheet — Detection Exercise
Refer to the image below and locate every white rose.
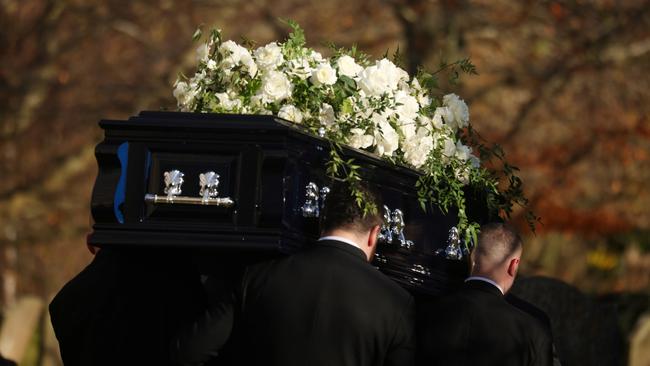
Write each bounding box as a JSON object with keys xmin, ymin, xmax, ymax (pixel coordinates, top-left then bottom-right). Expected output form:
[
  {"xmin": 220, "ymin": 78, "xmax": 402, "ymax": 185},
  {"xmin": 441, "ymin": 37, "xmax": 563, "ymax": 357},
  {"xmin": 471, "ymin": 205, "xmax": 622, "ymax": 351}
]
[
  {"xmin": 248, "ymin": 95, "xmax": 273, "ymax": 115},
  {"xmin": 240, "ymin": 52, "xmax": 258, "ymax": 77},
  {"xmin": 173, "ymin": 80, "xmax": 188, "ymax": 101},
  {"xmin": 455, "ymin": 166, "xmax": 471, "ymax": 185},
  {"xmin": 417, "ymin": 93, "xmax": 431, "ymax": 108},
  {"xmin": 400, "ymin": 121, "xmax": 417, "ymax": 140},
  {"xmin": 443, "ymin": 93, "xmax": 470, "ymax": 130},
  {"xmin": 215, "ymin": 92, "xmax": 242, "ymax": 110},
  {"xmin": 254, "ymin": 42, "xmax": 284, "ymax": 71},
  {"xmin": 416, "ymin": 126, "xmax": 431, "ymax": 138},
  {"xmin": 311, "ymin": 63, "xmax": 337, "ymax": 86},
  {"xmin": 358, "ymin": 58, "xmax": 401, "ymax": 96},
  {"xmin": 396, "ymin": 66, "xmax": 409, "ymax": 83},
  {"xmin": 172, "ymin": 80, "xmax": 197, "ymax": 111},
  {"xmin": 411, "ymin": 78, "xmax": 422, "ymax": 91},
  {"xmin": 376, "ymin": 58, "xmax": 402, "ymax": 90},
  {"xmin": 418, "ymin": 115, "xmax": 434, "ymax": 132},
  {"xmin": 216, "ymin": 90, "xmax": 242, "ymax": 111},
  {"xmin": 442, "ymin": 136, "xmax": 457, "ymax": 161},
  {"xmin": 336, "ymin": 55, "xmax": 363, "ymax": 78},
  {"xmin": 219, "ymin": 41, "xmax": 256, "ymax": 76},
  {"xmin": 349, "ymin": 128, "xmax": 374, "ymax": 149},
  {"xmin": 287, "ymin": 58, "xmax": 312, "ymax": 80},
  {"xmin": 192, "ymin": 70, "xmax": 207, "ymax": 83},
  {"xmin": 219, "ymin": 40, "xmax": 244, "ymax": 69},
  {"xmin": 250, "ymin": 94, "xmax": 264, "ymax": 108},
  {"xmin": 319, "ymin": 103, "xmax": 336, "ymax": 127},
  {"xmin": 455, "ymin": 141, "xmax": 472, "ymax": 161},
  {"xmin": 196, "ymin": 44, "xmax": 209, "ymax": 62},
  {"xmin": 358, "ymin": 65, "xmax": 388, "ymax": 96},
  {"xmin": 404, "ymin": 135, "xmax": 434, "ymax": 168},
  {"xmin": 310, "ymin": 50, "xmax": 324, "ymax": 64},
  {"xmin": 261, "ymin": 70, "xmax": 292, "ymax": 102},
  {"xmin": 432, "ymin": 106, "xmax": 453, "ymax": 129},
  {"xmin": 394, "ymin": 90, "xmax": 419, "ymax": 122},
  {"xmin": 370, "ymin": 112, "xmax": 387, "ymax": 126},
  {"xmin": 278, "ymin": 104, "xmax": 303, "ymax": 124},
  {"xmin": 374, "ymin": 118, "xmax": 400, "ymax": 157}
]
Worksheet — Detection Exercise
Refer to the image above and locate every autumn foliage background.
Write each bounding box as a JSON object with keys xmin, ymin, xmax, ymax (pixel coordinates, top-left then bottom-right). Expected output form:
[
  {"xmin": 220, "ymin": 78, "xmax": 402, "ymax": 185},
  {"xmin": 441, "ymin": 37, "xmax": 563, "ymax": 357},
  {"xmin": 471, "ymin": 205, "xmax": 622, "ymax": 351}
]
[{"xmin": 1, "ymin": 0, "xmax": 649, "ymax": 333}]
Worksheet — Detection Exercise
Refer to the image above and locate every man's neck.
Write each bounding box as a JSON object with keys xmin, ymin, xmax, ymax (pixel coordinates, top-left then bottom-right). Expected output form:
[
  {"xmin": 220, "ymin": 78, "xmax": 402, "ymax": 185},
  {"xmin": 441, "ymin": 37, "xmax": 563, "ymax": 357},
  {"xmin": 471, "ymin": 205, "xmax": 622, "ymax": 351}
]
[
  {"xmin": 319, "ymin": 230, "xmax": 369, "ymax": 261},
  {"xmin": 465, "ymin": 275, "xmax": 505, "ymax": 295},
  {"xmin": 318, "ymin": 235, "xmax": 361, "ymax": 249}
]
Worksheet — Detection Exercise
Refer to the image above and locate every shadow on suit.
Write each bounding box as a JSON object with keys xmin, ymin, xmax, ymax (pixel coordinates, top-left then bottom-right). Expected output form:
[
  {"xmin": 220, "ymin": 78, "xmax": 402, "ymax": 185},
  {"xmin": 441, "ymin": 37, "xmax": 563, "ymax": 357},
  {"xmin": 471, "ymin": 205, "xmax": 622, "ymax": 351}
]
[
  {"xmin": 173, "ymin": 240, "xmax": 415, "ymax": 366},
  {"xmin": 416, "ymin": 280, "xmax": 553, "ymax": 366},
  {"xmin": 49, "ymin": 247, "xmax": 207, "ymax": 366}
]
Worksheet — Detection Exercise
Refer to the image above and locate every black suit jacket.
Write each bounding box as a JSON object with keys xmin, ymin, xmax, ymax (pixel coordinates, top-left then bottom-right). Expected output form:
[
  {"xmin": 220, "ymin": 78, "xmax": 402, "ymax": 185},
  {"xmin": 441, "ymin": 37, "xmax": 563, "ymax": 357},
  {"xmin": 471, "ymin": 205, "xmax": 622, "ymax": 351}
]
[
  {"xmin": 50, "ymin": 248, "xmax": 206, "ymax": 366},
  {"xmin": 173, "ymin": 240, "xmax": 415, "ymax": 366},
  {"xmin": 506, "ymin": 293, "xmax": 562, "ymax": 366},
  {"xmin": 417, "ymin": 279, "xmax": 552, "ymax": 366}
]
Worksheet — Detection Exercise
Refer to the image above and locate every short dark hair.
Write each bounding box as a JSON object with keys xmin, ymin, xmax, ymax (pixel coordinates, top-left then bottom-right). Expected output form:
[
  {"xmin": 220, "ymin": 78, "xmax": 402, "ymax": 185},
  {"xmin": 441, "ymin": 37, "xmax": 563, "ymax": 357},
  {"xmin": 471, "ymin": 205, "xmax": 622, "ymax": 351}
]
[
  {"xmin": 320, "ymin": 180, "xmax": 383, "ymax": 233},
  {"xmin": 474, "ymin": 222, "xmax": 523, "ymax": 262}
]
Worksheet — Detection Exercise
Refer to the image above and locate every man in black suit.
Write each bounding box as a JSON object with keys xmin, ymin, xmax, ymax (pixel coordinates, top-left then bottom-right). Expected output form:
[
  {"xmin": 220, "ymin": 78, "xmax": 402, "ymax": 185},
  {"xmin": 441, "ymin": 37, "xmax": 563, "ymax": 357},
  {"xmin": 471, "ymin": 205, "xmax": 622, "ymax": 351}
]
[
  {"xmin": 49, "ymin": 246, "xmax": 206, "ymax": 366},
  {"xmin": 172, "ymin": 181, "xmax": 415, "ymax": 366},
  {"xmin": 0, "ymin": 353, "xmax": 17, "ymax": 366},
  {"xmin": 506, "ymin": 292, "xmax": 562, "ymax": 366},
  {"xmin": 417, "ymin": 223, "xmax": 552, "ymax": 366}
]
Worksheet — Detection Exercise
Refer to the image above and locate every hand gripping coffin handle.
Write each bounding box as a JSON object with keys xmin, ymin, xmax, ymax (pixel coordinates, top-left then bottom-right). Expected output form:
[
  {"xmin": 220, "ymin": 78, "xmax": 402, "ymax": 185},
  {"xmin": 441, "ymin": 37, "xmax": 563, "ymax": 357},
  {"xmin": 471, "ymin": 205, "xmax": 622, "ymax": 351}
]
[{"xmin": 144, "ymin": 170, "xmax": 235, "ymax": 207}]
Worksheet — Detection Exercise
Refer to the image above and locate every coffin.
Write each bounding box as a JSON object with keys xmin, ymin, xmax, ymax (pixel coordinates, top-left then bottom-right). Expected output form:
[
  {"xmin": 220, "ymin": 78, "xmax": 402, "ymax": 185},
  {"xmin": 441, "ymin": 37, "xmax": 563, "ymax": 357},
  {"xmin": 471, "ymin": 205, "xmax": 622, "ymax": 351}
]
[{"xmin": 88, "ymin": 111, "xmax": 489, "ymax": 295}]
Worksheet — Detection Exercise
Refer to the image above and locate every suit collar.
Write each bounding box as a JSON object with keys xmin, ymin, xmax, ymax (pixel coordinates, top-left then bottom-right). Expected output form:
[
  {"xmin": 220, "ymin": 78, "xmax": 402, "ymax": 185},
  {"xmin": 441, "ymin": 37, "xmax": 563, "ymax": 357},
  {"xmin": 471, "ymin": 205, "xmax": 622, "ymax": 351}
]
[
  {"xmin": 464, "ymin": 278, "xmax": 504, "ymax": 298},
  {"xmin": 315, "ymin": 239, "xmax": 368, "ymax": 262},
  {"xmin": 318, "ymin": 235, "xmax": 361, "ymax": 250},
  {"xmin": 465, "ymin": 276, "xmax": 504, "ymax": 294}
]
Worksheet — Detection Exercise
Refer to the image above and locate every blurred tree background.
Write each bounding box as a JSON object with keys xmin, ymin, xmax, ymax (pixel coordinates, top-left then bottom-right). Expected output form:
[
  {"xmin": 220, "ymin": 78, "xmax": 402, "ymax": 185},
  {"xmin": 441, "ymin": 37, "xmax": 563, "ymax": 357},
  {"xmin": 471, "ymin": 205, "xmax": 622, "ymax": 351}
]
[{"xmin": 1, "ymin": 0, "xmax": 649, "ymax": 362}]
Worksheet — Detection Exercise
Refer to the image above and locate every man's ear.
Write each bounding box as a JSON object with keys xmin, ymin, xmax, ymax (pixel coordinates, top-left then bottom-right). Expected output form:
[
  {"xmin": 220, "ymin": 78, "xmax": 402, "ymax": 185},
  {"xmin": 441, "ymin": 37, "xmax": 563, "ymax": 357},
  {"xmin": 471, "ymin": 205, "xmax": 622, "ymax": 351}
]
[
  {"xmin": 368, "ymin": 225, "xmax": 381, "ymax": 248},
  {"xmin": 507, "ymin": 257, "xmax": 520, "ymax": 277}
]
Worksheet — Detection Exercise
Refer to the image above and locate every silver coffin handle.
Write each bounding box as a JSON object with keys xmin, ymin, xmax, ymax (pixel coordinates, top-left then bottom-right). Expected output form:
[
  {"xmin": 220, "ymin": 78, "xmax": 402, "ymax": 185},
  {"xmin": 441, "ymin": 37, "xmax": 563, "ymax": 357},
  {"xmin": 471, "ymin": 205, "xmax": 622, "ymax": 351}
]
[
  {"xmin": 145, "ymin": 169, "xmax": 235, "ymax": 207},
  {"xmin": 144, "ymin": 193, "xmax": 235, "ymax": 207}
]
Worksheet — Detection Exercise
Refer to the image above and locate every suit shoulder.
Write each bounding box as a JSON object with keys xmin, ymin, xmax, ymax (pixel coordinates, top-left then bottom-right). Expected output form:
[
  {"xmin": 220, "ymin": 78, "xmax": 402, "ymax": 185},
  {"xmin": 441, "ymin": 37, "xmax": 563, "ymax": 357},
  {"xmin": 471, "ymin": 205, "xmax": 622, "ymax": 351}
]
[
  {"xmin": 362, "ymin": 264, "xmax": 413, "ymax": 304},
  {"xmin": 511, "ymin": 303, "xmax": 551, "ymax": 335}
]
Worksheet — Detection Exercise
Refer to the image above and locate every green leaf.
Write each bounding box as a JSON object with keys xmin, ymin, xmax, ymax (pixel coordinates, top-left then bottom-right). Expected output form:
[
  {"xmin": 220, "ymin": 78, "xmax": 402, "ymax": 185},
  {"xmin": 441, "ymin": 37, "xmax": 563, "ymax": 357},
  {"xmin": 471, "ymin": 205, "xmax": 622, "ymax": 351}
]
[
  {"xmin": 281, "ymin": 18, "xmax": 306, "ymax": 51},
  {"xmin": 192, "ymin": 26, "xmax": 203, "ymax": 42},
  {"xmin": 392, "ymin": 45, "xmax": 405, "ymax": 68},
  {"xmin": 180, "ymin": 21, "xmax": 539, "ymax": 236}
]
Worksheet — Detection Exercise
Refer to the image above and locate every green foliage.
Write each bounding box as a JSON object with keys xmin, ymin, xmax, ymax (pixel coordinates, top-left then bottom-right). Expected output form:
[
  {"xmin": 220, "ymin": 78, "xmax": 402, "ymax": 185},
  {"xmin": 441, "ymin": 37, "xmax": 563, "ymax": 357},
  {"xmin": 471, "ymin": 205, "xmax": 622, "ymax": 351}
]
[
  {"xmin": 174, "ymin": 20, "xmax": 538, "ymax": 242},
  {"xmin": 281, "ymin": 19, "xmax": 307, "ymax": 59},
  {"xmin": 192, "ymin": 26, "xmax": 203, "ymax": 42},
  {"xmin": 327, "ymin": 42, "xmax": 371, "ymax": 66},
  {"xmin": 465, "ymin": 124, "xmax": 539, "ymax": 233},
  {"xmin": 326, "ymin": 142, "xmax": 378, "ymax": 217},
  {"xmin": 391, "ymin": 45, "xmax": 405, "ymax": 69},
  {"xmin": 433, "ymin": 58, "xmax": 478, "ymax": 85}
]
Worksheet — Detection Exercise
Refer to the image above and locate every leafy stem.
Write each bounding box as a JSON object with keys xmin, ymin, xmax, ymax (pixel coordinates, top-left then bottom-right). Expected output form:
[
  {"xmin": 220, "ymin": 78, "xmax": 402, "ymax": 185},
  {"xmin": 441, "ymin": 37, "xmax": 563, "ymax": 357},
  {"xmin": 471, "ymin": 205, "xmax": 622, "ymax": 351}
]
[{"xmin": 326, "ymin": 141, "xmax": 377, "ymax": 217}]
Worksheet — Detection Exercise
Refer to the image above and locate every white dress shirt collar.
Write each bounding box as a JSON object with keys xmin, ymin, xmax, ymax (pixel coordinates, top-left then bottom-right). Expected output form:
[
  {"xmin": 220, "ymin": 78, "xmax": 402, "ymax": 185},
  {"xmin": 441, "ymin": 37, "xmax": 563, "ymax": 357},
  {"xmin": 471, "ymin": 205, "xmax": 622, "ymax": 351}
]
[
  {"xmin": 318, "ymin": 235, "xmax": 361, "ymax": 250},
  {"xmin": 465, "ymin": 276, "xmax": 504, "ymax": 295}
]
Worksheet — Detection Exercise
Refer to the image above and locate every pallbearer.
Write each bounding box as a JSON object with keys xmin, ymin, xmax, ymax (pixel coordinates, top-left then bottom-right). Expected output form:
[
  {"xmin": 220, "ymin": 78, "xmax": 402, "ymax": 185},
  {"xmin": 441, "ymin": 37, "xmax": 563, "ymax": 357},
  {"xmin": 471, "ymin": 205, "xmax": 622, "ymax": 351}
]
[
  {"xmin": 417, "ymin": 223, "xmax": 553, "ymax": 366},
  {"xmin": 172, "ymin": 181, "xmax": 415, "ymax": 366}
]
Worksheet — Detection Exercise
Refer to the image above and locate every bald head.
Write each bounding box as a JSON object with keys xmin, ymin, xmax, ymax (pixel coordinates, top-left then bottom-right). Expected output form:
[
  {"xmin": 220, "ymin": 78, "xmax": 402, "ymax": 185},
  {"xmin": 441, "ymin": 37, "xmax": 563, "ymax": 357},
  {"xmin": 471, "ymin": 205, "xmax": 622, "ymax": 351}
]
[{"xmin": 471, "ymin": 223, "xmax": 523, "ymax": 293}]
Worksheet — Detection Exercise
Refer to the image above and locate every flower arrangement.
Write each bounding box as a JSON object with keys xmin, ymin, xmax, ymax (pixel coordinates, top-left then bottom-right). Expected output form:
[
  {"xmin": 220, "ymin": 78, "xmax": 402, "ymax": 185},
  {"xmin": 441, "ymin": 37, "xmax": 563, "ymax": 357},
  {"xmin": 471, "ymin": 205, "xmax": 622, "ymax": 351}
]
[{"xmin": 173, "ymin": 21, "xmax": 536, "ymax": 245}]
